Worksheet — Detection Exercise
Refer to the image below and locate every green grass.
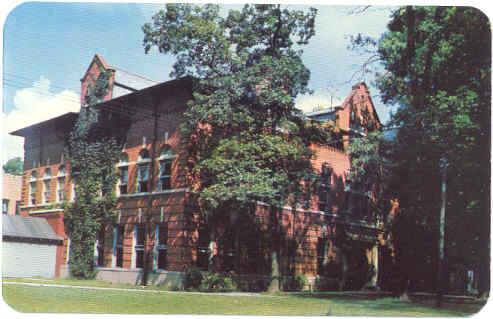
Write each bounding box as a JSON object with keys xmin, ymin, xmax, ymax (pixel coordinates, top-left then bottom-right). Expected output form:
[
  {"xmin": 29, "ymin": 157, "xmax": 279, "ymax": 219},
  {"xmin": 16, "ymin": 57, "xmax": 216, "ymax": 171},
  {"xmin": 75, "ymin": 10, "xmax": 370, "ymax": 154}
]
[{"xmin": 2, "ymin": 278, "xmax": 483, "ymax": 316}]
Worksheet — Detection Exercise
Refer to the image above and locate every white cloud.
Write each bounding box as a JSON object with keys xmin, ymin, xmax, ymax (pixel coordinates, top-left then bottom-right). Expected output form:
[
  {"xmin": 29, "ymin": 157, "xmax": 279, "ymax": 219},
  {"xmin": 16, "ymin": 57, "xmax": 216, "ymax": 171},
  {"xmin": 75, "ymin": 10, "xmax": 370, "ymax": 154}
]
[
  {"xmin": 296, "ymin": 90, "xmax": 343, "ymax": 114},
  {"xmin": 1, "ymin": 76, "xmax": 79, "ymax": 164}
]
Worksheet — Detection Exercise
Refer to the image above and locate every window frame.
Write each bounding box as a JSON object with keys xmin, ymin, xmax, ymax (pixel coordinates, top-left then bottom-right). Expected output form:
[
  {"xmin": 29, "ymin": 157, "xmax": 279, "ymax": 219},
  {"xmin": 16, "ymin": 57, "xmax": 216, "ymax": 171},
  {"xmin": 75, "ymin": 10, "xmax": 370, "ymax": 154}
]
[
  {"xmin": 2, "ymin": 199, "xmax": 9, "ymax": 214},
  {"xmin": 116, "ymin": 153, "xmax": 129, "ymax": 196},
  {"xmin": 155, "ymin": 223, "xmax": 168, "ymax": 270},
  {"xmin": 134, "ymin": 224, "xmax": 145, "ymax": 269},
  {"xmin": 56, "ymin": 166, "xmax": 66, "ymax": 202},
  {"xmin": 136, "ymin": 150, "xmax": 151, "ymax": 193},
  {"xmin": 114, "ymin": 225, "xmax": 124, "ymax": 268}
]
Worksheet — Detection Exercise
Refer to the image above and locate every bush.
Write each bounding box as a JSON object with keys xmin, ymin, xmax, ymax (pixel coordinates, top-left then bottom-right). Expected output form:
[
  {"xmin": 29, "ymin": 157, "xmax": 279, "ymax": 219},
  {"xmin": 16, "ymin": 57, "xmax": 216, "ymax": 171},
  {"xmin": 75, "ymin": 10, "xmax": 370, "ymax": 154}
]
[
  {"xmin": 183, "ymin": 267, "xmax": 203, "ymax": 290},
  {"xmin": 282, "ymin": 274, "xmax": 307, "ymax": 291},
  {"xmin": 199, "ymin": 272, "xmax": 236, "ymax": 292},
  {"xmin": 314, "ymin": 276, "xmax": 340, "ymax": 291}
]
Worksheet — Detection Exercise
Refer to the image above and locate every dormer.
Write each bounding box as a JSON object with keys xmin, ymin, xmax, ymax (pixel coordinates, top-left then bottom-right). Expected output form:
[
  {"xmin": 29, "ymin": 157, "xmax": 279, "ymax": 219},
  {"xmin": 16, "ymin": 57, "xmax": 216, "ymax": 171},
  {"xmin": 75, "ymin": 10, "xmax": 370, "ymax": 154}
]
[
  {"xmin": 80, "ymin": 54, "xmax": 159, "ymax": 107},
  {"xmin": 80, "ymin": 54, "xmax": 115, "ymax": 107},
  {"xmin": 338, "ymin": 82, "xmax": 381, "ymax": 134}
]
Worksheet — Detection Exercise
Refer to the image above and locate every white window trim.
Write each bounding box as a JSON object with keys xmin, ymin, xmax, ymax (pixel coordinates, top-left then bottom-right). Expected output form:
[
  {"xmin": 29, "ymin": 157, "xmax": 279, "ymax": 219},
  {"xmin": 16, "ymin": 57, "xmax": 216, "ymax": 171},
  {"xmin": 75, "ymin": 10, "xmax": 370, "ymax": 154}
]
[
  {"xmin": 42, "ymin": 179, "xmax": 51, "ymax": 204},
  {"xmin": 155, "ymin": 224, "xmax": 168, "ymax": 271},
  {"xmin": 131, "ymin": 225, "xmax": 137, "ymax": 269},
  {"xmin": 153, "ymin": 226, "xmax": 159, "ymax": 270},
  {"xmin": 56, "ymin": 177, "xmax": 65, "ymax": 202}
]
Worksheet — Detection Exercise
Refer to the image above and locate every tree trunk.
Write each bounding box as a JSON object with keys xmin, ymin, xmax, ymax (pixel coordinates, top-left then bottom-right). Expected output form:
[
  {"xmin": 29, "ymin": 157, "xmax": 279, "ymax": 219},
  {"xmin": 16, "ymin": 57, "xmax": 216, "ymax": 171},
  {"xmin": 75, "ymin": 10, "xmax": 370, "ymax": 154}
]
[
  {"xmin": 267, "ymin": 207, "xmax": 281, "ymax": 292},
  {"xmin": 268, "ymin": 251, "xmax": 280, "ymax": 292},
  {"xmin": 208, "ymin": 221, "xmax": 217, "ymax": 272},
  {"xmin": 340, "ymin": 252, "xmax": 348, "ymax": 291}
]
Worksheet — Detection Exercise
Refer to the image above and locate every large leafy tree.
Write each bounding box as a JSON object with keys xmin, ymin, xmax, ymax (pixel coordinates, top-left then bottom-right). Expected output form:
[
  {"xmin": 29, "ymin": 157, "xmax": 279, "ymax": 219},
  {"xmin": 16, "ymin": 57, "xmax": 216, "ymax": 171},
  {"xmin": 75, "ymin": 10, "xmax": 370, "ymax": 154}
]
[
  {"xmin": 143, "ymin": 4, "xmax": 324, "ymax": 290},
  {"xmin": 353, "ymin": 6, "xmax": 490, "ymax": 295},
  {"xmin": 3, "ymin": 157, "xmax": 23, "ymax": 175}
]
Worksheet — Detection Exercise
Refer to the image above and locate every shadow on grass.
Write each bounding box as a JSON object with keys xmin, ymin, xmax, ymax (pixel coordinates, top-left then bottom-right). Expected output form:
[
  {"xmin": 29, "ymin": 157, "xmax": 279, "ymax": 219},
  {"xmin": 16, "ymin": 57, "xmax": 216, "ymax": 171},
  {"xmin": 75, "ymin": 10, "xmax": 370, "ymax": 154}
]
[{"xmin": 286, "ymin": 292, "xmax": 484, "ymax": 316}]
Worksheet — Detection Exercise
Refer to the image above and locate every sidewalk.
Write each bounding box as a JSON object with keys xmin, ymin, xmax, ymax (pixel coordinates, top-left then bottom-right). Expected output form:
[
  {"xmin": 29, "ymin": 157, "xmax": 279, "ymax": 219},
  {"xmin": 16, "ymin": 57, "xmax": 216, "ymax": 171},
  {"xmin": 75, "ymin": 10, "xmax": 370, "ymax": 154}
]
[{"xmin": 2, "ymin": 280, "xmax": 282, "ymax": 298}]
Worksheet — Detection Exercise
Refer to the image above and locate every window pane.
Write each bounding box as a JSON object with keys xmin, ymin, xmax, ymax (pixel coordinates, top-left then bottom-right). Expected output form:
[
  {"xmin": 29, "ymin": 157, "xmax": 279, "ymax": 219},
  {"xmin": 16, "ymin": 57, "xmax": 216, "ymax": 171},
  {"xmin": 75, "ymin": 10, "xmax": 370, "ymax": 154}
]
[
  {"xmin": 119, "ymin": 184, "xmax": 127, "ymax": 195},
  {"xmin": 136, "ymin": 250, "xmax": 144, "ymax": 268},
  {"xmin": 158, "ymin": 224, "xmax": 168, "ymax": 244},
  {"xmin": 158, "ymin": 250, "xmax": 167, "ymax": 269},
  {"xmin": 159, "ymin": 177, "xmax": 171, "ymax": 191},
  {"xmin": 116, "ymin": 247, "xmax": 123, "ymax": 267},
  {"xmin": 160, "ymin": 160, "xmax": 172, "ymax": 176},
  {"xmin": 120, "ymin": 167, "xmax": 128, "ymax": 183},
  {"xmin": 136, "ymin": 225, "xmax": 145, "ymax": 245},
  {"xmin": 116, "ymin": 226, "xmax": 124, "ymax": 245}
]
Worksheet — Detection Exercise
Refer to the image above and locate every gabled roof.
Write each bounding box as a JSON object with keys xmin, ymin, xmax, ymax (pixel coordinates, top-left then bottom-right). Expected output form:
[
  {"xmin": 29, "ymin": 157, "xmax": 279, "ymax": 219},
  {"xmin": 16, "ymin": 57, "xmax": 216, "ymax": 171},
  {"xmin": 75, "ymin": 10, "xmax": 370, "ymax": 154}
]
[
  {"xmin": 9, "ymin": 112, "xmax": 79, "ymax": 137},
  {"xmin": 2, "ymin": 215, "xmax": 63, "ymax": 242}
]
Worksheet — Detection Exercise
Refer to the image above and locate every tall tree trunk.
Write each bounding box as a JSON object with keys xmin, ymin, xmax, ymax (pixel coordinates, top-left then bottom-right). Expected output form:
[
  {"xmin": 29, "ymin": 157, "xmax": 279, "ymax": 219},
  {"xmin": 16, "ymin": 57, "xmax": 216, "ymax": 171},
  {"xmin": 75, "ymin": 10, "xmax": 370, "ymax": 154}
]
[
  {"xmin": 340, "ymin": 251, "xmax": 348, "ymax": 291},
  {"xmin": 267, "ymin": 207, "xmax": 281, "ymax": 292},
  {"xmin": 208, "ymin": 220, "xmax": 217, "ymax": 272}
]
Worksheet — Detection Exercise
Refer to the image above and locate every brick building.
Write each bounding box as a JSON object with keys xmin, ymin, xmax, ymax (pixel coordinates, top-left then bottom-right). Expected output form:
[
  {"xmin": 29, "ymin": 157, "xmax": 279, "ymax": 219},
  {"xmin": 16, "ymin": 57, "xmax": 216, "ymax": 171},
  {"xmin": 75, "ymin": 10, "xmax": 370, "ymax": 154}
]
[
  {"xmin": 2, "ymin": 173, "xmax": 22, "ymax": 215},
  {"xmin": 11, "ymin": 54, "xmax": 383, "ymax": 289}
]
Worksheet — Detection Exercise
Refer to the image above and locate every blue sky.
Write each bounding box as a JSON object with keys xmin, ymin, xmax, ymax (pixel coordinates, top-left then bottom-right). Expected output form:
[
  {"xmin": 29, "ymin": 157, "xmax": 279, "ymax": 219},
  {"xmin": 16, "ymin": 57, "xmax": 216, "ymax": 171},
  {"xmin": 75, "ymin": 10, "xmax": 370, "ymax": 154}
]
[{"xmin": 2, "ymin": 2, "xmax": 395, "ymax": 163}]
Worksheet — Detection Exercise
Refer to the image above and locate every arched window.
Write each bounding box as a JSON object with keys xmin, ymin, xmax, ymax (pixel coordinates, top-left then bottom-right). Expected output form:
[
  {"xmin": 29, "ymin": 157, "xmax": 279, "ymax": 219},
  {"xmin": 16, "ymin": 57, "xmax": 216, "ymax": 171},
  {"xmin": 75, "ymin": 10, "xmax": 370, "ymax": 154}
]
[
  {"xmin": 136, "ymin": 149, "xmax": 150, "ymax": 193},
  {"xmin": 117, "ymin": 153, "xmax": 129, "ymax": 195},
  {"xmin": 157, "ymin": 145, "xmax": 175, "ymax": 191},
  {"xmin": 29, "ymin": 171, "xmax": 37, "ymax": 205},
  {"xmin": 42, "ymin": 168, "xmax": 52, "ymax": 203},
  {"xmin": 138, "ymin": 149, "xmax": 150, "ymax": 162},
  {"xmin": 56, "ymin": 165, "xmax": 66, "ymax": 202}
]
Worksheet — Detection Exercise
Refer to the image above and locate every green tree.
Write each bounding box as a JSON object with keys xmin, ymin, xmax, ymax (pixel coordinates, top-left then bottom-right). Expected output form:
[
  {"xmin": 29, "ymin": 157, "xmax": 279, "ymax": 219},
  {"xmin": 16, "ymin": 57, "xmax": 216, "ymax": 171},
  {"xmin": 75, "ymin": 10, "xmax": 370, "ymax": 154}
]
[
  {"xmin": 143, "ymin": 4, "xmax": 326, "ymax": 291},
  {"xmin": 3, "ymin": 157, "xmax": 23, "ymax": 175},
  {"xmin": 353, "ymin": 6, "xmax": 490, "ymax": 295}
]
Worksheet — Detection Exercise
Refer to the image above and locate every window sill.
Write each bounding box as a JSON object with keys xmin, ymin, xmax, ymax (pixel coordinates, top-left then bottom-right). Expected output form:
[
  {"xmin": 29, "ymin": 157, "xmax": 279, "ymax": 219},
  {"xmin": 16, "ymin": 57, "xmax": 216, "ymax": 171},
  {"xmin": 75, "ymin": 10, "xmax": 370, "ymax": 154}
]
[
  {"xmin": 20, "ymin": 202, "xmax": 63, "ymax": 209},
  {"xmin": 118, "ymin": 188, "xmax": 189, "ymax": 198}
]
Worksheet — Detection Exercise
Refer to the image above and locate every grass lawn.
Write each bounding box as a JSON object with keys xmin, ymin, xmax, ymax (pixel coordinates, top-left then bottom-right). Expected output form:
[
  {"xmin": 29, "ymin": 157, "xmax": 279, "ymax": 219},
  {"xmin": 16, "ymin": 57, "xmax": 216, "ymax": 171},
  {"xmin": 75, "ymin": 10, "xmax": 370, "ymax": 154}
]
[{"xmin": 2, "ymin": 278, "xmax": 483, "ymax": 316}]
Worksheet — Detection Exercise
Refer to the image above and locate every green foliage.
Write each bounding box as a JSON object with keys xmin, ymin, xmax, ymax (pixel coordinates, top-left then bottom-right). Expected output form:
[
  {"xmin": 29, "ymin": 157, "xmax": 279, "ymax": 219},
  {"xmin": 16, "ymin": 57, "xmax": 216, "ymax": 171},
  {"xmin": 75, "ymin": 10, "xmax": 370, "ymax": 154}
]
[
  {"xmin": 183, "ymin": 267, "xmax": 204, "ymax": 290},
  {"xmin": 64, "ymin": 106, "xmax": 121, "ymax": 278},
  {"xmin": 143, "ymin": 5, "xmax": 327, "ymax": 289},
  {"xmin": 3, "ymin": 157, "xmax": 23, "ymax": 175},
  {"xmin": 198, "ymin": 272, "xmax": 237, "ymax": 292},
  {"xmin": 143, "ymin": 3, "xmax": 323, "ymax": 218},
  {"xmin": 353, "ymin": 6, "xmax": 490, "ymax": 293},
  {"xmin": 281, "ymin": 274, "xmax": 307, "ymax": 291}
]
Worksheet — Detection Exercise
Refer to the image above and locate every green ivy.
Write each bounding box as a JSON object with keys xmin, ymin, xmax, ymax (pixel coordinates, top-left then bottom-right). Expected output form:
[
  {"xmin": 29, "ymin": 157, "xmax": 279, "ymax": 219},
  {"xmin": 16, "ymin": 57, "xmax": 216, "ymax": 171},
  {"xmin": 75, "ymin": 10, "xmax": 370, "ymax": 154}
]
[{"xmin": 64, "ymin": 103, "xmax": 121, "ymax": 278}]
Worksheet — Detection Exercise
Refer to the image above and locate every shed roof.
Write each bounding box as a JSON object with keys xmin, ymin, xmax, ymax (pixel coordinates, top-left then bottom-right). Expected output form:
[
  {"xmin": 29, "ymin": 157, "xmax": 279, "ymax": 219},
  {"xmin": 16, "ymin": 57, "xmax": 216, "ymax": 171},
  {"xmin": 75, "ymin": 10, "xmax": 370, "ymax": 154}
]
[{"xmin": 2, "ymin": 215, "xmax": 63, "ymax": 242}]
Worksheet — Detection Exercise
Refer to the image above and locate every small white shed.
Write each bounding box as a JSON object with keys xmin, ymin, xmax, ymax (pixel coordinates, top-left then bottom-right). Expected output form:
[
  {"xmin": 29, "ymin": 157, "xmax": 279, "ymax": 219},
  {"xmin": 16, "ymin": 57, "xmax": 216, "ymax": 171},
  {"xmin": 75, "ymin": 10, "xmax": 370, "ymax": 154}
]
[{"xmin": 2, "ymin": 215, "xmax": 63, "ymax": 278}]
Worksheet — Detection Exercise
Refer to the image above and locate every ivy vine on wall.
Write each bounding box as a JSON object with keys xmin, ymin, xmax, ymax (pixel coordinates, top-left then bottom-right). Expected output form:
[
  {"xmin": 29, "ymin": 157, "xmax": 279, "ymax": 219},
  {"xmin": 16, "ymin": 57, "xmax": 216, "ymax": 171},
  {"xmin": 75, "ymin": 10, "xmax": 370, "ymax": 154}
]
[{"xmin": 64, "ymin": 92, "xmax": 121, "ymax": 278}]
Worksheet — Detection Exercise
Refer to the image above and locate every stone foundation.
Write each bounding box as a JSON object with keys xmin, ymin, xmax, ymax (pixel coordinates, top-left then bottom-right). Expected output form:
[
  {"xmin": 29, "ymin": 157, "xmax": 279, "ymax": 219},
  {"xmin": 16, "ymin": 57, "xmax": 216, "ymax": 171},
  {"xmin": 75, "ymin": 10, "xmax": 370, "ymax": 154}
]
[{"xmin": 95, "ymin": 267, "xmax": 183, "ymax": 289}]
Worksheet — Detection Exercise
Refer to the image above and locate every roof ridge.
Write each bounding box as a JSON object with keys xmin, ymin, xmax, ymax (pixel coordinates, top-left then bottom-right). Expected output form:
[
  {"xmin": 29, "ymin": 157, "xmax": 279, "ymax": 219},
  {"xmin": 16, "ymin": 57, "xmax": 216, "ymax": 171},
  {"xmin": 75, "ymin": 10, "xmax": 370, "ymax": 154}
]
[{"xmin": 110, "ymin": 65, "xmax": 159, "ymax": 83}]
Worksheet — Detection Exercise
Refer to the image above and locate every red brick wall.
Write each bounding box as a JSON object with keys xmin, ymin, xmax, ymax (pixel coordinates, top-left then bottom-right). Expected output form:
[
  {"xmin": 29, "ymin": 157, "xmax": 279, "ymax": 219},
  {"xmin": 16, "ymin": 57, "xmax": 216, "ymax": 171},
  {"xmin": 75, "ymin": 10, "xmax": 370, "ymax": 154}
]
[
  {"xmin": 80, "ymin": 54, "xmax": 115, "ymax": 106},
  {"xmin": 2, "ymin": 174, "xmax": 22, "ymax": 215}
]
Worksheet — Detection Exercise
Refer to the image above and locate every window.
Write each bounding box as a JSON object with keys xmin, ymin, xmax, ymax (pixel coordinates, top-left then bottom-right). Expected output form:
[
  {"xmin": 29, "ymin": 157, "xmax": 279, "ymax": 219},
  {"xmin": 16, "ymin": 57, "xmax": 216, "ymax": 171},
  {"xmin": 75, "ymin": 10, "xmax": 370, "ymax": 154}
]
[
  {"xmin": 117, "ymin": 153, "xmax": 129, "ymax": 195},
  {"xmin": 114, "ymin": 225, "xmax": 124, "ymax": 267},
  {"xmin": 136, "ymin": 150, "xmax": 150, "ymax": 193},
  {"xmin": 197, "ymin": 226, "xmax": 210, "ymax": 270},
  {"xmin": 318, "ymin": 164, "xmax": 332, "ymax": 212},
  {"xmin": 155, "ymin": 223, "xmax": 168, "ymax": 270},
  {"xmin": 95, "ymin": 227, "xmax": 105, "ymax": 267},
  {"xmin": 15, "ymin": 201, "xmax": 20, "ymax": 215},
  {"xmin": 2, "ymin": 199, "xmax": 9, "ymax": 214},
  {"xmin": 29, "ymin": 171, "xmax": 37, "ymax": 205},
  {"xmin": 42, "ymin": 168, "xmax": 52, "ymax": 203},
  {"xmin": 57, "ymin": 165, "xmax": 66, "ymax": 202},
  {"xmin": 134, "ymin": 225, "xmax": 145, "ymax": 268},
  {"xmin": 158, "ymin": 161, "xmax": 172, "ymax": 191},
  {"xmin": 70, "ymin": 167, "xmax": 80, "ymax": 201},
  {"xmin": 158, "ymin": 146, "xmax": 176, "ymax": 191}
]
